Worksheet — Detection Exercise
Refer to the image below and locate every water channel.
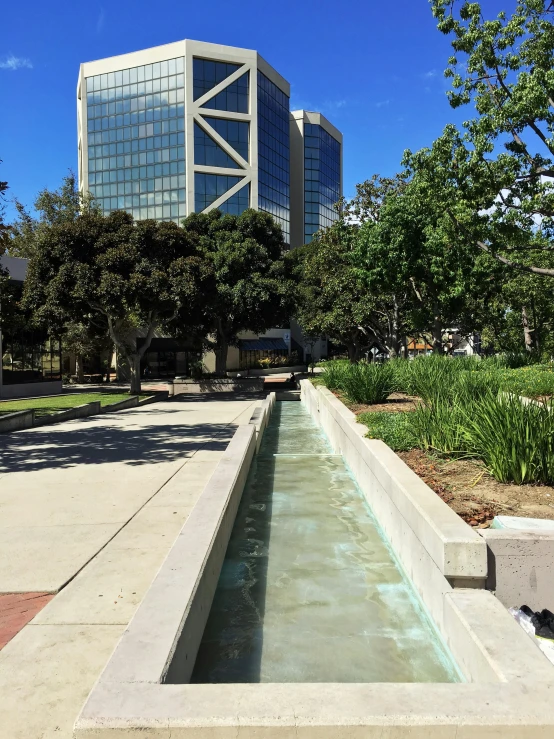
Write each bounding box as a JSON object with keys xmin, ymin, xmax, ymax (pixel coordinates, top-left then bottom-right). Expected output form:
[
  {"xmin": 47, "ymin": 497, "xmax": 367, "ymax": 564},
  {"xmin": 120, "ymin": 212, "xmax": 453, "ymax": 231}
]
[{"xmin": 190, "ymin": 401, "xmax": 460, "ymax": 683}]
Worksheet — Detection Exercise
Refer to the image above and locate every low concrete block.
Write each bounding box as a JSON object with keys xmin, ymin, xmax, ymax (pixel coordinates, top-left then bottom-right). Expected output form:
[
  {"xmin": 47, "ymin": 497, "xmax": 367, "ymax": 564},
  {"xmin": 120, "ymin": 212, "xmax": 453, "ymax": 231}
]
[
  {"xmin": 0, "ymin": 409, "xmax": 34, "ymax": 433},
  {"xmin": 173, "ymin": 379, "xmax": 264, "ymax": 394},
  {"xmin": 0, "ymin": 380, "xmax": 63, "ymax": 399},
  {"xmin": 481, "ymin": 529, "xmax": 554, "ymax": 612},
  {"xmin": 33, "ymin": 401, "xmax": 102, "ymax": 427},
  {"xmin": 102, "ymin": 396, "xmax": 139, "ymax": 413}
]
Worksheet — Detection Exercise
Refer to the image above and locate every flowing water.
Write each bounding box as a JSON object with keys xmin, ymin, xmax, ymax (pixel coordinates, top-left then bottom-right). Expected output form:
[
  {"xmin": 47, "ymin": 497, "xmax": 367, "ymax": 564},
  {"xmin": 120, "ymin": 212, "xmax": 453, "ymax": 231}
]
[{"xmin": 190, "ymin": 402, "xmax": 460, "ymax": 683}]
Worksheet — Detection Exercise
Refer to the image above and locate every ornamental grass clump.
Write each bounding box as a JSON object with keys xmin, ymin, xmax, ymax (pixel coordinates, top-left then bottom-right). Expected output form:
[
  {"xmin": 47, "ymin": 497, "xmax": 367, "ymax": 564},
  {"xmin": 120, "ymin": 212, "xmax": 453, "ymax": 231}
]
[
  {"xmin": 340, "ymin": 362, "xmax": 397, "ymax": 405},
  {"xmin": 319, "ymin": 359, "xmax": 350, "ymax": 392},
  {"xmin": 463, "ymin": 394, "xmax": 554, "ymax": 484}
]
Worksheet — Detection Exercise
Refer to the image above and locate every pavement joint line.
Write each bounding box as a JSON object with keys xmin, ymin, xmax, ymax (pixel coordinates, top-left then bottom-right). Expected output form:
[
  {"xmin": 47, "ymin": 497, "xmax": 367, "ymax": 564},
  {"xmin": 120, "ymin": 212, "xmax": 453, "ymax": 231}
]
[{"xmin": 12, "ymin": 399, "xmax": 258, "ymax": 599}]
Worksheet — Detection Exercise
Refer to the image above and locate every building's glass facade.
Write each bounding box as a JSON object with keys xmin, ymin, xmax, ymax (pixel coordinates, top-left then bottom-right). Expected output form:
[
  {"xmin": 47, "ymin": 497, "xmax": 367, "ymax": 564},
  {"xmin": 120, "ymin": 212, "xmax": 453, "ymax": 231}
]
[
  {"xmin": 193, "ymin": 59, "xmax": 241, "ymax": 100},
  {"xmin": 257, "ymin": 71, "xmax": 290, "ymax": 243},
  {"xmin": 304, "ymin": 123, "xmax": 341, "ymax": 243},
  {"xmin": 86, "ymin": 57, "xmax": 186, "ymax": 222},
  {"xmin": 195, "ymin": 173, "xmax": 244, "ymax": 212},
  {"xmin": 203, "ymin": 117, "xmax": 249, "ymax": 161},
  {"xmin": 194, "ymin": 122, "xmax": 241, "ymax": 168}
]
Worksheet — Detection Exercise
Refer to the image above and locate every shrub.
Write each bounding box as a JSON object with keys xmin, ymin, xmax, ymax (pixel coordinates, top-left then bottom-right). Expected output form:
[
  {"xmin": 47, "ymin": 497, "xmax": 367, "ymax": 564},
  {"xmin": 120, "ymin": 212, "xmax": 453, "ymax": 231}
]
[{"xmin": 463, "ymin": 394, "xmax": 554, "ymax": 484}]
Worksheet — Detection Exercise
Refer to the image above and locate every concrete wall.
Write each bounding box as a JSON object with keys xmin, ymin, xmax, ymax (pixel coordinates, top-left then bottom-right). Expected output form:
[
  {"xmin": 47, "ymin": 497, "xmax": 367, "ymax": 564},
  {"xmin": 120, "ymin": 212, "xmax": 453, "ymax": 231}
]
[
  {"xmin": 0, "ymin": 410, "xmax": 35, "ymax": 434},
  {"xmin": 0, "ymin": 380, "xmax": 63, "ymax": 399},
  {"xmin": 481, "ymin": 529, "xmax": 554, "ymax": 612},
  {"xmin": 172, "ymin": 379, "xmax": 264, "ymax": 394},
  {"xmin": 33, "ymin": 401, "xmax": 102, "ymax": 427}
]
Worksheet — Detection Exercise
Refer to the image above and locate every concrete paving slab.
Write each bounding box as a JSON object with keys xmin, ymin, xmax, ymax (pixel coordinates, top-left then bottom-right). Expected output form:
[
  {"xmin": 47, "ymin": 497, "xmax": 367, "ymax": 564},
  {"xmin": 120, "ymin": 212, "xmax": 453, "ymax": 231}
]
[
  {"xmin": 0, "ymin": 399, "xmax": 257, "ymax": 594},
  {"xmin": 33, "ymin": 545, "xmax": 178, "ymax": 625},
  {"xmin": 148, "ymin": 460, "xmax": 220, "ymax": 508},
  {"xmin": 106, "ymin": 505, "xmax": 194, "ymax": 550},
  {"xmin": 0, "ymin": 524, "xmax": 122, "ymax": 593},
  {"xmin": 0, "ymin": 624, "xmax": 125, "ymax": 739}
]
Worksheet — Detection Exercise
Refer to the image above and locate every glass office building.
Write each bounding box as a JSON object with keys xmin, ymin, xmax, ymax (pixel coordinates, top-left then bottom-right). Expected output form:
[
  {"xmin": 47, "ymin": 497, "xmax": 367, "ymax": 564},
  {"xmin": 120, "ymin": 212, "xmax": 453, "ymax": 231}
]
[
  {"xmin": 289, "ymin": 110, "xmax": 343, "ymax": 248},
  {"xmin": 78, "ymin": 40, "xmax": 292, "ymax": 240}
]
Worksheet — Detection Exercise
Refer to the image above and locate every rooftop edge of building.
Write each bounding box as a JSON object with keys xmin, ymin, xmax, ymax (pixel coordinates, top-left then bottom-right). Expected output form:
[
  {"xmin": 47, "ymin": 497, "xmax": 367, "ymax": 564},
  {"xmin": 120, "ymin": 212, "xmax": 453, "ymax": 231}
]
[
  {"xmin": 290, "ymin": 110, "xmax": 343, "ymax": 143},
  {"xmin": 78, "ymin": 39, "xmax": 290, "ymax": 97}
]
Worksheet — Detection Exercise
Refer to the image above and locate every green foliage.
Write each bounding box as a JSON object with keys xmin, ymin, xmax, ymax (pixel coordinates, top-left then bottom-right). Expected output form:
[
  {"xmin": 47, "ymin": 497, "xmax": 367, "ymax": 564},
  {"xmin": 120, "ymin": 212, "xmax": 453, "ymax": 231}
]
[
  {"xmin": 358, "ymin": 412, "xmax": 415, "ymax": 452},
  {"xmin": 180, "ymin": 209, "xmax": 295, "ymax": 374},
  {"xmin": 406, "ymin": 2, "xmax": 554, "ymax": 280},
  {"xmin": 320, "ymin": 360, "xmax": 396, "ymax": 405},
  {"xmin": 463, "ymin": 393, "xmax": 554, "ymax": 484},
  {"xmin": 23, "ymin": 211, "xmax": 206, "ymax": 392},
  {"xmin": 289, "ymin": 216, "xmax": 373, "ymax": 361}
]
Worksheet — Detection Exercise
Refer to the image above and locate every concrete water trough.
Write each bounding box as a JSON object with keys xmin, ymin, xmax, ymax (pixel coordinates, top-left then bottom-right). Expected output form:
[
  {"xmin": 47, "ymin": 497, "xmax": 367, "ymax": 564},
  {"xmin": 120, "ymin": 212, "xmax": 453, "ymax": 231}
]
[{"xmin": 75, "ymin": 384, "xmax": 554, "ymax": 737}]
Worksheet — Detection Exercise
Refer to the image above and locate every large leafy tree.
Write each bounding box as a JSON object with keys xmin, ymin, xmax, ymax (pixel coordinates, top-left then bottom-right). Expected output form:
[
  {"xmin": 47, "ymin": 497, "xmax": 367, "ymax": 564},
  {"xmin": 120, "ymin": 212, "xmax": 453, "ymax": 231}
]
[
  {"xmin": 24, "ymin": 211, "xmax": 207, "ymax": 392},
  {"xmin": 291, "ymin": 216, "xmax": 377, "ymax": 362},
  {"xmin": 180, "ymin": 209, "xmax": 295, "ymax": 374},
  {"xmin": 410, "ymin": 1, "xmax": 554, "ymax": 278}
]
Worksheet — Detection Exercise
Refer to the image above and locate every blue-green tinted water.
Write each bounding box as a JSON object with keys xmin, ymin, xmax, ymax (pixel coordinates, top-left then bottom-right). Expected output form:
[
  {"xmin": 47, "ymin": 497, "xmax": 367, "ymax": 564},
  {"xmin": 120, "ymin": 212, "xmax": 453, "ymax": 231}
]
[{"xmin": 190, "ymin": 402, "xmax": 460, "ymax": 683}]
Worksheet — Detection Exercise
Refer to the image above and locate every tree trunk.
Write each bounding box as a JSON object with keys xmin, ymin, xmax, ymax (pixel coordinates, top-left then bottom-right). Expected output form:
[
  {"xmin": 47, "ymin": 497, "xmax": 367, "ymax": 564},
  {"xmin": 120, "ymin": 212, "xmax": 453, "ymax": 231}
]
[
  {"xmin": 128, "ymin": 354, "xmax": 142, "ymax": 394},
  {"xmin": 215, "ymin": 338, "xmax": 228, "ymax": 375},
  {"xmin": 432, "ymin": 308, "xmax": 443, "ymax": 354},
  {"xmin": 522, "ymin": 306, "xmax": 534, "ymax": 353},
  {"xmin": 105, "ymin": 343, "xmax": 114, "ymax": 383},
  {"xmin": 346, "ymin": 340, "xmax": 360, "ymax": 363},
  {"xmin": 75, "ymin": 354, "xmax": 85, "ymax": 383}
]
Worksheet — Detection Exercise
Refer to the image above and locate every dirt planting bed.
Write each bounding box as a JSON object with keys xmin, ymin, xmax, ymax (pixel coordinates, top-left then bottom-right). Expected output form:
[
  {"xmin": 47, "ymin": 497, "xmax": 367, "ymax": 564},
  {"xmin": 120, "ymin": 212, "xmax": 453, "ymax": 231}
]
[
  {"xmin": 397, "ymin": 449, "xmax": 554, "ymax": 527},
  {"xmin": 343, "ymin": 392, "xmax": 419, "ymax": 414}
]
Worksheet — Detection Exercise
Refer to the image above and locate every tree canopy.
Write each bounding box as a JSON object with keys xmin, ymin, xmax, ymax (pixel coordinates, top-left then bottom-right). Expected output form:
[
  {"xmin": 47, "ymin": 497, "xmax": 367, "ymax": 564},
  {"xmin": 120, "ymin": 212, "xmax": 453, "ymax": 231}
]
[
  {"xmin": 180, "ymin": 208, "xmax": 296, "ymax": 373},
  {"xmin": 23, "ymin": 211, "xmax": 206, "ymax": 392}
]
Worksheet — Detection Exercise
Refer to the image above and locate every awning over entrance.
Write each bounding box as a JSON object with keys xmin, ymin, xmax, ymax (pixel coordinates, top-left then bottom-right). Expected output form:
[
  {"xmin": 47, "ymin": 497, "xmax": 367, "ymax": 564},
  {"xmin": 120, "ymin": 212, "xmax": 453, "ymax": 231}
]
[{"xmin": 239, "ymin": 338, "xmax": 288, "ymax": 351}]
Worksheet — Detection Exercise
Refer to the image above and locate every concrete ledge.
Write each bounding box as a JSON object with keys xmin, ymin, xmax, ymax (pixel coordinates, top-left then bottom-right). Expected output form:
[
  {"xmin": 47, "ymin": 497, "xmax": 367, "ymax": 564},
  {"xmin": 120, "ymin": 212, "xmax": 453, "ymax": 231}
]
[
  {"xmin": 173, "ymin": 379, "xmax": 264, "ymax": 394},
  {"xmin": 300, "ymin": 381, "xmax": 486, "ymax": 585},
  {"xmin": 227, "ymin": 365, "xmax": 306, "ymax": 377},
  {"xmin": 93, "ymin": 423, "xmax": 256, "ymax": 689},
  {"xmin": 481, "ymin": 529, "xmax": 554, "ymax": 612},
  {"xmin": 0, "ymin": 409, "xmax": 34, "ymax": 433},
  {"xmin": 102, "ymin": 396, "xmax": 139, "ymax": 412},
  {"xmin": 33, "ymin": 401, "xmax": 102, "ymax": 427},
  {"xmin": 249, "ymin": 392, "xmax": 276, "ymax": 451},
  {"xmin": 138, "ymin": 392, "xmax": 168, "ymax": 406}
]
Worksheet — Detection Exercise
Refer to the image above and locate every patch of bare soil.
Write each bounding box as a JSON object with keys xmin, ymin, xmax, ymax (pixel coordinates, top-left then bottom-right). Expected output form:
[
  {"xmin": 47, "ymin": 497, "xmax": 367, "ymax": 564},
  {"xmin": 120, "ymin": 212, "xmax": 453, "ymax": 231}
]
[
  {"xmin": 342, "ymin": 392, "xmax": 419, "ymax": 415},
  {"xmin": 397, "ymin": 449, "xmax": 554, "ymax": 527}
]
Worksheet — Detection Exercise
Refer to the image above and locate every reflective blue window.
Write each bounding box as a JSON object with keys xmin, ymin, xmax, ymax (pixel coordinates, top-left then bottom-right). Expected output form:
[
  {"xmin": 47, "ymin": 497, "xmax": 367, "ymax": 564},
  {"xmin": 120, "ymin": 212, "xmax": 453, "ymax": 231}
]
[
  {"xmin": 218, "ymin": 183, "xmax": 250, "ymax": 216},
  {"xmin": 202, "ymin": 73, "xmax": 249, "ymax": 113},
  {"xmin": 202, "ymin": 117, "xmax": 249, "ymax": 161},
  {"xmin": 195, "ymin": 173, "xmax": 244, "ymax": 212},
  {"xmin": 194, "ymin": 122, "xmax": 241, "ymax": 169},
  {"xmin": 193, "ymin": 59, "xmax": 241, "ymax": 101},
  {"xmin": 85, "ymin": 57, "xmax": 186, "ymax": 223},
  {"xmin": 303, "ymin": 123, "xmax": 340, "ymax": 243},
  {"xmin": 257, "ymin": 71, "xmax": 290, "ymax": 243}
]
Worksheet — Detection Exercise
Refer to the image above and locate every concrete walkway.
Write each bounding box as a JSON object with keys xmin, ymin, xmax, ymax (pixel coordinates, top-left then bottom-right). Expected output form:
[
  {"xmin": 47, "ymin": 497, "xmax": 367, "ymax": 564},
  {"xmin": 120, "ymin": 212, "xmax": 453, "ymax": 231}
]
[{"xmin": 0, "ymin": 396, "xmax": 259, "ymax": 739}]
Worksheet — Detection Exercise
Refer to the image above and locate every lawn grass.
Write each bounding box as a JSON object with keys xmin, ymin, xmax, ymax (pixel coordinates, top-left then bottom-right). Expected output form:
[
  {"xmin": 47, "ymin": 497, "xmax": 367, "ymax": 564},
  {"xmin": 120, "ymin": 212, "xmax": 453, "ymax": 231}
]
[{"xmin": 0, "ymin": 392, "xmax": 151, "ymax": 418}]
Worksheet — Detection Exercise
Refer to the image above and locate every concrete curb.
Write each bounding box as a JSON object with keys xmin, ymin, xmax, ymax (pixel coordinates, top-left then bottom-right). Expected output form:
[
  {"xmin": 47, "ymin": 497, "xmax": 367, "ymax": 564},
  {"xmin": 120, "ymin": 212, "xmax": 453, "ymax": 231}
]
[
  {"xmin": 0, "ymin": 409, "xmax": 35, "ymax": 433},
  {"xmin": 33, "ymin": 401, "xmax": 102, "ymax": 427},
  {"xmin": 89, "ymin": 423, "xmax": 257, "ymax": 689},
  {"xmin": 226, "ymin": 365, "xmax": 307, "ymax": 377},
  {"xmin": 248, "ymin": 392, "xmax": 276, "ymax": 451}
]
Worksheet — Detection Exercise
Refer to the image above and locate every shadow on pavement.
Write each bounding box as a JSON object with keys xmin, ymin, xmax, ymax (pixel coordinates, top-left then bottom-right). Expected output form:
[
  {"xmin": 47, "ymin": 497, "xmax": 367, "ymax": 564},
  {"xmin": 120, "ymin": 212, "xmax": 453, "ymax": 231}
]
[{"xmin": 0, "ymin": 420, "xmax": 234, "ymax": 475}]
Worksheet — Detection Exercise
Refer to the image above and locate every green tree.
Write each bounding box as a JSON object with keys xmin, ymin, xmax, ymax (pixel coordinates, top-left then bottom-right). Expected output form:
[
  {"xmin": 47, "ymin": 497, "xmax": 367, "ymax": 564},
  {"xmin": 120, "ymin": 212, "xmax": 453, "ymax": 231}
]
[
  {"xmin": 355, "ymin": 175, "xmax": 499, "ymax": 354},
  {"xmin": 413, "ymin": 1, "xmax": 554, "ymax": 278},
  {"xmin": 291, "ymin": 216, "xmax": 377, "ymax": 362},
  {"xmin": 180, "ymin": 209, "xmax": 295, "ymax": 374},
  {"xmin": 8, "ymin": 171, "xmax": 98, "ymax": 258},
  {"xmin": 23, "ymin": 211, "xmax": 206, "ymax": 393}
]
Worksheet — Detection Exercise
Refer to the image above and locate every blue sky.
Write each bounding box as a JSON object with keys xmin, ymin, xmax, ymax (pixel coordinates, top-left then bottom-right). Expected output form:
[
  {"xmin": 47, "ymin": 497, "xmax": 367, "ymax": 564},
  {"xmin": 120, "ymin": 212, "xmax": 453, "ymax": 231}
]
[{"xmin": 0, "ymin": 0, "xmax": 510, "ymax": 220}]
